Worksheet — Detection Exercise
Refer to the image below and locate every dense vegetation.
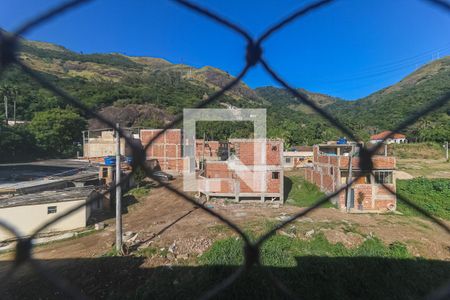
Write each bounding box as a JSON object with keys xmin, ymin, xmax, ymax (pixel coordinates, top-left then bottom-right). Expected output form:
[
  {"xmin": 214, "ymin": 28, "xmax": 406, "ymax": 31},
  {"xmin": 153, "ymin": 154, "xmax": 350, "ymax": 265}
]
[
  {"xmin": 397, "ymin": 178, "xmax": 450, "ymax": 220},
  {"xmin": 0, "ymin": 108, "xmax": 85, "ymax": 162},
  {"xmin": 0, "ymin": 39, "xmax": 449, "ymax": 162}
]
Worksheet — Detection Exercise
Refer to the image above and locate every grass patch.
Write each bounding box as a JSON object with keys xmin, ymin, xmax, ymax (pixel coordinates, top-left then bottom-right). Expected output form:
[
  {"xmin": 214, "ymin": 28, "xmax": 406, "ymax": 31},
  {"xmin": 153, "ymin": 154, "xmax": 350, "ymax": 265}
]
[
  {"xmin": 285, "ymin": 175, "xmax": 334, "ymax": 208},
  {"xmin": 135, "ymin": 246, "xmax": 159, "ymax": 258},
  {"xmin": 397, "ymin": 178, "xmax": 450, "ymax": 220},
  {"xmin": 101, "ymin": 247, "xmax": 122, "ymax": 257},
  {"xmin": 199, "ymin": 233, "xmax": 412, "ymax": 267},
  {"xmin": 208, "ymin": 223, "xmax": 232, "ymax": 234},
  {"xmin": 126, "ymin": 185, "xmax": 151, "ymax": 199},
  {"xmin": 389, "ymin": 142, "xmax": 445, "ymax": 159}
]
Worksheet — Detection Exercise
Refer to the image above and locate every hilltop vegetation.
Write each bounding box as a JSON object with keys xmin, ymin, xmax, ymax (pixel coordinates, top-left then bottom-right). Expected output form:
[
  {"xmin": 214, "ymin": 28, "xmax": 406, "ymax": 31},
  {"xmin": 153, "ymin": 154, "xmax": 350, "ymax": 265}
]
[
  {"xmin": 327, "ymin": 57, "xmax": 450, "ymax": 142},
  {"xmin": 0, "ymin": 37, "xmax": 449, "ymax": 161}
]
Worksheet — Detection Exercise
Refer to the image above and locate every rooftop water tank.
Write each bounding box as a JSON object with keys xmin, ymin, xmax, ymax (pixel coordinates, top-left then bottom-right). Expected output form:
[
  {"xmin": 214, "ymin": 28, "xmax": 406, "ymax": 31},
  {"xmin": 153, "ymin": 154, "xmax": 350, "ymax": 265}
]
[{"xmin": 337, "ymin": 137, "xmax": 347, "ymax": 144}]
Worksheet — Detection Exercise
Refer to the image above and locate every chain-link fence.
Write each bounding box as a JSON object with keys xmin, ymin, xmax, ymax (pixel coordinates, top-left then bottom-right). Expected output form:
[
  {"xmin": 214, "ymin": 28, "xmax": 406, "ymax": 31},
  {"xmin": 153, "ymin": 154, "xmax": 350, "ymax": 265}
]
[{"xmin": 0, "ymin": 0, "xmax": 449, "ymax": 299}]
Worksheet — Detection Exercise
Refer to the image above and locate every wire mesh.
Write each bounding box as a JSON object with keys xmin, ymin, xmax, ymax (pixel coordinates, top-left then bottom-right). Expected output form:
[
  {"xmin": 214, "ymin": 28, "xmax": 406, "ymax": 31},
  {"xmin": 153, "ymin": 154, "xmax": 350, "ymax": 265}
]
[{"xmin": 0, "ymin": 0, "xmax": 449, "ymax": 299}]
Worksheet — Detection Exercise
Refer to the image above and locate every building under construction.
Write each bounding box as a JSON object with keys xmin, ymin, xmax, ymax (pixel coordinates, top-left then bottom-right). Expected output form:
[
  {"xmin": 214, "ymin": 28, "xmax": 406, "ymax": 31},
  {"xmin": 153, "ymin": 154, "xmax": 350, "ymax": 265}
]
[
  {"xmin": 304, "ymin": 143, "xmax": 397, "ymax": 212},
  {"xmin": 197, "ymin": 139, "xmax": 284, "ymax": 203}
]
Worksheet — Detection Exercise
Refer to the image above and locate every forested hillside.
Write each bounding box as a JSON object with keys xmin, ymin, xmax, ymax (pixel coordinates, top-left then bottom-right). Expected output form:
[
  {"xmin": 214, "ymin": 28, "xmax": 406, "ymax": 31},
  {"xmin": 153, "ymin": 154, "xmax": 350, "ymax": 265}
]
[
  {"xmin": 328, "ymin": 57, "xmax": 450, "ymax": 142},
  {"xmin": 0, "ymin": 36, "xmax": 449, "ymax": 162}
]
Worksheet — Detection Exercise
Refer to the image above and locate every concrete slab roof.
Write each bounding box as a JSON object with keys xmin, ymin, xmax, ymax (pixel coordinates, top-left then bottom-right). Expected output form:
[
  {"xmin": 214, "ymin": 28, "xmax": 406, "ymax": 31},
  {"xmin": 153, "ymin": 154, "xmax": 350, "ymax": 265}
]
[{"xmin": 0, "ymin": 187, "xmax": 95, "ymax": 209}]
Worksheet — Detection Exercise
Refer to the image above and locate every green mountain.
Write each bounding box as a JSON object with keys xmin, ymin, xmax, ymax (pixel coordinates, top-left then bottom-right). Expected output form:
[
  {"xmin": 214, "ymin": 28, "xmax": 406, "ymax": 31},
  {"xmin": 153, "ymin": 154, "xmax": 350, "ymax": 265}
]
[
  {"xmin": 1, "ymin": 37, "xmax": 449, "ymax": 162},
  {"xmin": 255, "ymin": 86, "xmax": 343, "ymax": 114},
  {"xmin": 256, "ymin": 58, "xmax": 450, "ymax": 142}
]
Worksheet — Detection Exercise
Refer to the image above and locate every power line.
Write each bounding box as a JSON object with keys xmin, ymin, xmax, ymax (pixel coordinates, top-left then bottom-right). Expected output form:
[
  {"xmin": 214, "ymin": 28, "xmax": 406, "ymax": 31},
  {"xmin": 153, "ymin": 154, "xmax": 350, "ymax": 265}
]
[{"xmin": 316, "ymin": 44, "xmax": 450, "ymax": 84}]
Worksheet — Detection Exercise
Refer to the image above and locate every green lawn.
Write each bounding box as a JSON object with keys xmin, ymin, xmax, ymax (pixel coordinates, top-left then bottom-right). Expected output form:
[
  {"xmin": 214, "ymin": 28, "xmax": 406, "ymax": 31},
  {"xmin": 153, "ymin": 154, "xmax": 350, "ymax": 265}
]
[
  {"xmin": 397, "ymin": 178, "xmax": 450, "ymax": 220},
  {"xmin": 285, "ymin": 175, "xmax": 335, "ymax": 208}
]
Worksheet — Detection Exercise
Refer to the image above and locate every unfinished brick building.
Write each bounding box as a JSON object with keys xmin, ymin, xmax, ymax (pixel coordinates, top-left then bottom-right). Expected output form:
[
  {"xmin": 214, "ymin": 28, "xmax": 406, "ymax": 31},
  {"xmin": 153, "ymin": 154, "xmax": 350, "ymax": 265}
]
[
  {"xmin": 195, "ymin": 139, "xmax": 221, "ymax": 164},
  {"xmin": 82, "ymin": 128, "xmax": 139, "ymax": 161},
  {"xmin": 140, "ymin": 129, "xmax": 185, "ymax": 174},
  {"xmin": 198, "ymin": 139, "xmax": 284, "ymax": 202},
  {"xmin": 304, "ymin": 144, "xmax": 396, "ymax": 212}
]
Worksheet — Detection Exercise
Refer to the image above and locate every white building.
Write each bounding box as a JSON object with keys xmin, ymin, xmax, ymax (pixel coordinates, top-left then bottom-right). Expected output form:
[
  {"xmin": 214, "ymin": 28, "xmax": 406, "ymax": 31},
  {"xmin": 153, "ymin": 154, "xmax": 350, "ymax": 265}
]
[
  {"xmin": 0, "ymin": 187, "xmax": 100, "ymax": 241},
  {"xmin": 283, "ymin": 146, "xmax": 313, "ymax": 170},
  {"xmin": 370, "ymin": 131, "xmax": 407, "ymax": 144}
]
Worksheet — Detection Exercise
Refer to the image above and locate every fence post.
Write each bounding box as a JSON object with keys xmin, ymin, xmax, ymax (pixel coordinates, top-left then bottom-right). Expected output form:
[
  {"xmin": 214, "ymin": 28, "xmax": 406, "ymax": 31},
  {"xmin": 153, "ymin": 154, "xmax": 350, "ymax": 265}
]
[
  {"xmin": 115, "ymin": 123, "xmax": 122, "ymax": 253},
  {"xmin": 445, "ymin": 141, "xmax": 449, "ymax": 161},
  {"xmin": 345, "ymin": 145, "xmax": 354, "ymax": 213}
]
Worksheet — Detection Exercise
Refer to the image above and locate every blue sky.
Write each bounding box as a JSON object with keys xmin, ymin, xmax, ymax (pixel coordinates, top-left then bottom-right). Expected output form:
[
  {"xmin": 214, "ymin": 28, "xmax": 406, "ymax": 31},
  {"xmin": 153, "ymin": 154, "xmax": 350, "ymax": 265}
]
[{"xmin": 1, "ymin": 0, "xmax": 449, "ymax": 99}]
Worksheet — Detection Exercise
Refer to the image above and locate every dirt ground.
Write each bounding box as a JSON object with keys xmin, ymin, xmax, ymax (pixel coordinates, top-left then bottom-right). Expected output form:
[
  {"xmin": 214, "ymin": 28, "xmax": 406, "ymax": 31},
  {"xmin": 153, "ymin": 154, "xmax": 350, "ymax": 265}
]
[
  {"xmin": 1, "ymin": 177, "xmax": 449, "ymax": 299},
  {"xmin": 1, "ymin": 177, "xmax": 449, "ymax": 266}
]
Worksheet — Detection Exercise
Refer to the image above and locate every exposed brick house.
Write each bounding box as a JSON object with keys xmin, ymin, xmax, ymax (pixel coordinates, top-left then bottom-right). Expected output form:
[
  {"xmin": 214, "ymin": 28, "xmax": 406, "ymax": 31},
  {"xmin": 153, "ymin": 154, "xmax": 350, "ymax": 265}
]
[
  {"xmin": 304, "ymin": 144, "xmax": 396, "ymax": 212},
  {"xmin": 198, "ymin": 139, "xmax": 284, "ymax": 202},
  {"xmin": 195, "ymin": 140, "xmax": 220, "ymax": 160},
  {"xmin": 140, "ymin": 129, "xmax": 185, "ymax": 173}
]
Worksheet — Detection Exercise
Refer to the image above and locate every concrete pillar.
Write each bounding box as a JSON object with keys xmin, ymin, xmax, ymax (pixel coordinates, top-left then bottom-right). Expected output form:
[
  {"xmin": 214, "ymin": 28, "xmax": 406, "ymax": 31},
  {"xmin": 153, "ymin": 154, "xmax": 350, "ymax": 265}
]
[{"xmin": 234, "ymin": 180, "xmax": 240, "ymax": 203}]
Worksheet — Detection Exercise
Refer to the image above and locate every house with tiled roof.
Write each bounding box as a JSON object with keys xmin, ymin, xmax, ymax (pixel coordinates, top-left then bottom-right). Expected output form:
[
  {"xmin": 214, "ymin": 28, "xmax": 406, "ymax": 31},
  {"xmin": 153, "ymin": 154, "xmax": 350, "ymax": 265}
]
[{"xmin": 369, "ymin": 131, "xmax": 407, "ymax": 144}]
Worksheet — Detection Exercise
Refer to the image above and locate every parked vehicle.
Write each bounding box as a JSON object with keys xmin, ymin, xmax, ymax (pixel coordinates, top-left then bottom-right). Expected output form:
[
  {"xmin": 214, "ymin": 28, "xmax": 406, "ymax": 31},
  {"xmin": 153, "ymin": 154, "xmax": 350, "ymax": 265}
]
[{"xmin": 152, "ymin": 171, "xmax": 174, "ymax": 181}]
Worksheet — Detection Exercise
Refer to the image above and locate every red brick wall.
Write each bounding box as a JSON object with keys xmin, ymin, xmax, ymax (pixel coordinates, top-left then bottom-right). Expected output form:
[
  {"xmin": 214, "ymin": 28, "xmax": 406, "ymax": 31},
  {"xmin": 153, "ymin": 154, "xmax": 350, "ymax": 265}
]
[
  {"xmin": 339, "ymin": 156, "xmax": 395, "ymax": 170},
  {"xmin": 267, "ymin": 171, "xmax": 281, "ymax": 193},
  {"xmin": 233, "ymin": 140, "xmax": 282, "ymax": 166},
  {"xmin": 204, "ymin": 163, "xmax": 282, "ymax": 195},
  {"xmin": 196, "ymin": 140, "xmax": 220, "ymax": 160},
  {"xmin": 375, "ymin": 199, "xmax": 396, "ymax": 210},
  {"xmin": 377, "ymin": 184, "xmax": 395, "ymax": 196},
  {"xmin": 353, "ymin": 185, "xmax": 373, "ymax": 209},
  {"xmin": 198, "ymin": 177, "xmax": 234, "ymax": 194},
  {"xmin": 238, "ymin": 171, "xmax": 262, "ymax": 193},
  {"xmin": 236, "ymin": 170, "xmax": 281, "ymax": 194},
  {"xmin": 322, "ymin": 174, "xmax": 334, "ymax": 192},
  {"xmin": 337, "ymin": 183, "xmax": 396, "ymax": 211},
  {"xmin": 313, "ymin": 171, "xmax": 321, "ymax": 187},
  {"xmin": 205, "ymin": 162, "xmax": 231, "ymax": 178},
  {"xmin": 313, "ymin": 146, "xmax": 319, "ymax": 162},
  {"xmin": 337, "ymin": 185, "xmax": 373, "ymax": 210},
  {"xmin": 140, "ymin": 129, "xmax": 183, "ymax": 172}
]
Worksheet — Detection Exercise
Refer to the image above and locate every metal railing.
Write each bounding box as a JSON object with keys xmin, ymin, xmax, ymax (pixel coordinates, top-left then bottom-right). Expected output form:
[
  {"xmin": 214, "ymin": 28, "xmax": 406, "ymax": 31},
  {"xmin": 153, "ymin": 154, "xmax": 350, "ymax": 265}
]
[{"xmin": 0, "ymin": 0, "xmax": 449, "ymax": 299}]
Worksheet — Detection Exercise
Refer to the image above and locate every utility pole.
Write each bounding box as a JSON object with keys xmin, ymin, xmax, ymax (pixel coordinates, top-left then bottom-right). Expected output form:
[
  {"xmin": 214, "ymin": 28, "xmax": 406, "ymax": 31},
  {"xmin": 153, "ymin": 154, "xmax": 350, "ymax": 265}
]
[
  {"xmin": 115, "ymin": 124, "xmax": 122, "ymax": 253},
  {"xmin": 13, "ymin": 99, "xmax": 16, "ymax": 125},
  {"xmin": 345, "ymin": 145, "xmax": 354, "ymax": 213},
  {"xmin": 4, "ymin": 95, "xmax": 7, "ymax": 125},
  {"xmin": 202, "ymin": 132, "xmax": 206, "ymax": 174},
  {"xmin": 445, "ymin": 141, "xmax": 449, "ymax": 161},
  {"xmin": 384, "ymin": 143, "xmax": 388, "ymax": 157}
]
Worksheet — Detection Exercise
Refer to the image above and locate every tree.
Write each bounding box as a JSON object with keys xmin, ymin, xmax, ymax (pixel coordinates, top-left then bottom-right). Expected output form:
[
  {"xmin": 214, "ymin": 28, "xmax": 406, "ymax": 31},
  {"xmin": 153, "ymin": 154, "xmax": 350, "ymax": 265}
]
[
  {"xmin": 0, "ymin": 124, "xmax": 39, "ymax": 162},
  {"xmin": 29, "ymin": 108, "xmax": 87, "ymax": 157}
]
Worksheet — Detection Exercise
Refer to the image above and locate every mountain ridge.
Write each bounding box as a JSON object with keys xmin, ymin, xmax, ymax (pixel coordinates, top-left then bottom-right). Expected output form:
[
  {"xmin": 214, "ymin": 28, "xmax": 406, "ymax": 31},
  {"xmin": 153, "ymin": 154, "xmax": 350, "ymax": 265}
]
[{"xmin": 2, "ymin": 36, "xmax": 449, "ymax": 144}]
